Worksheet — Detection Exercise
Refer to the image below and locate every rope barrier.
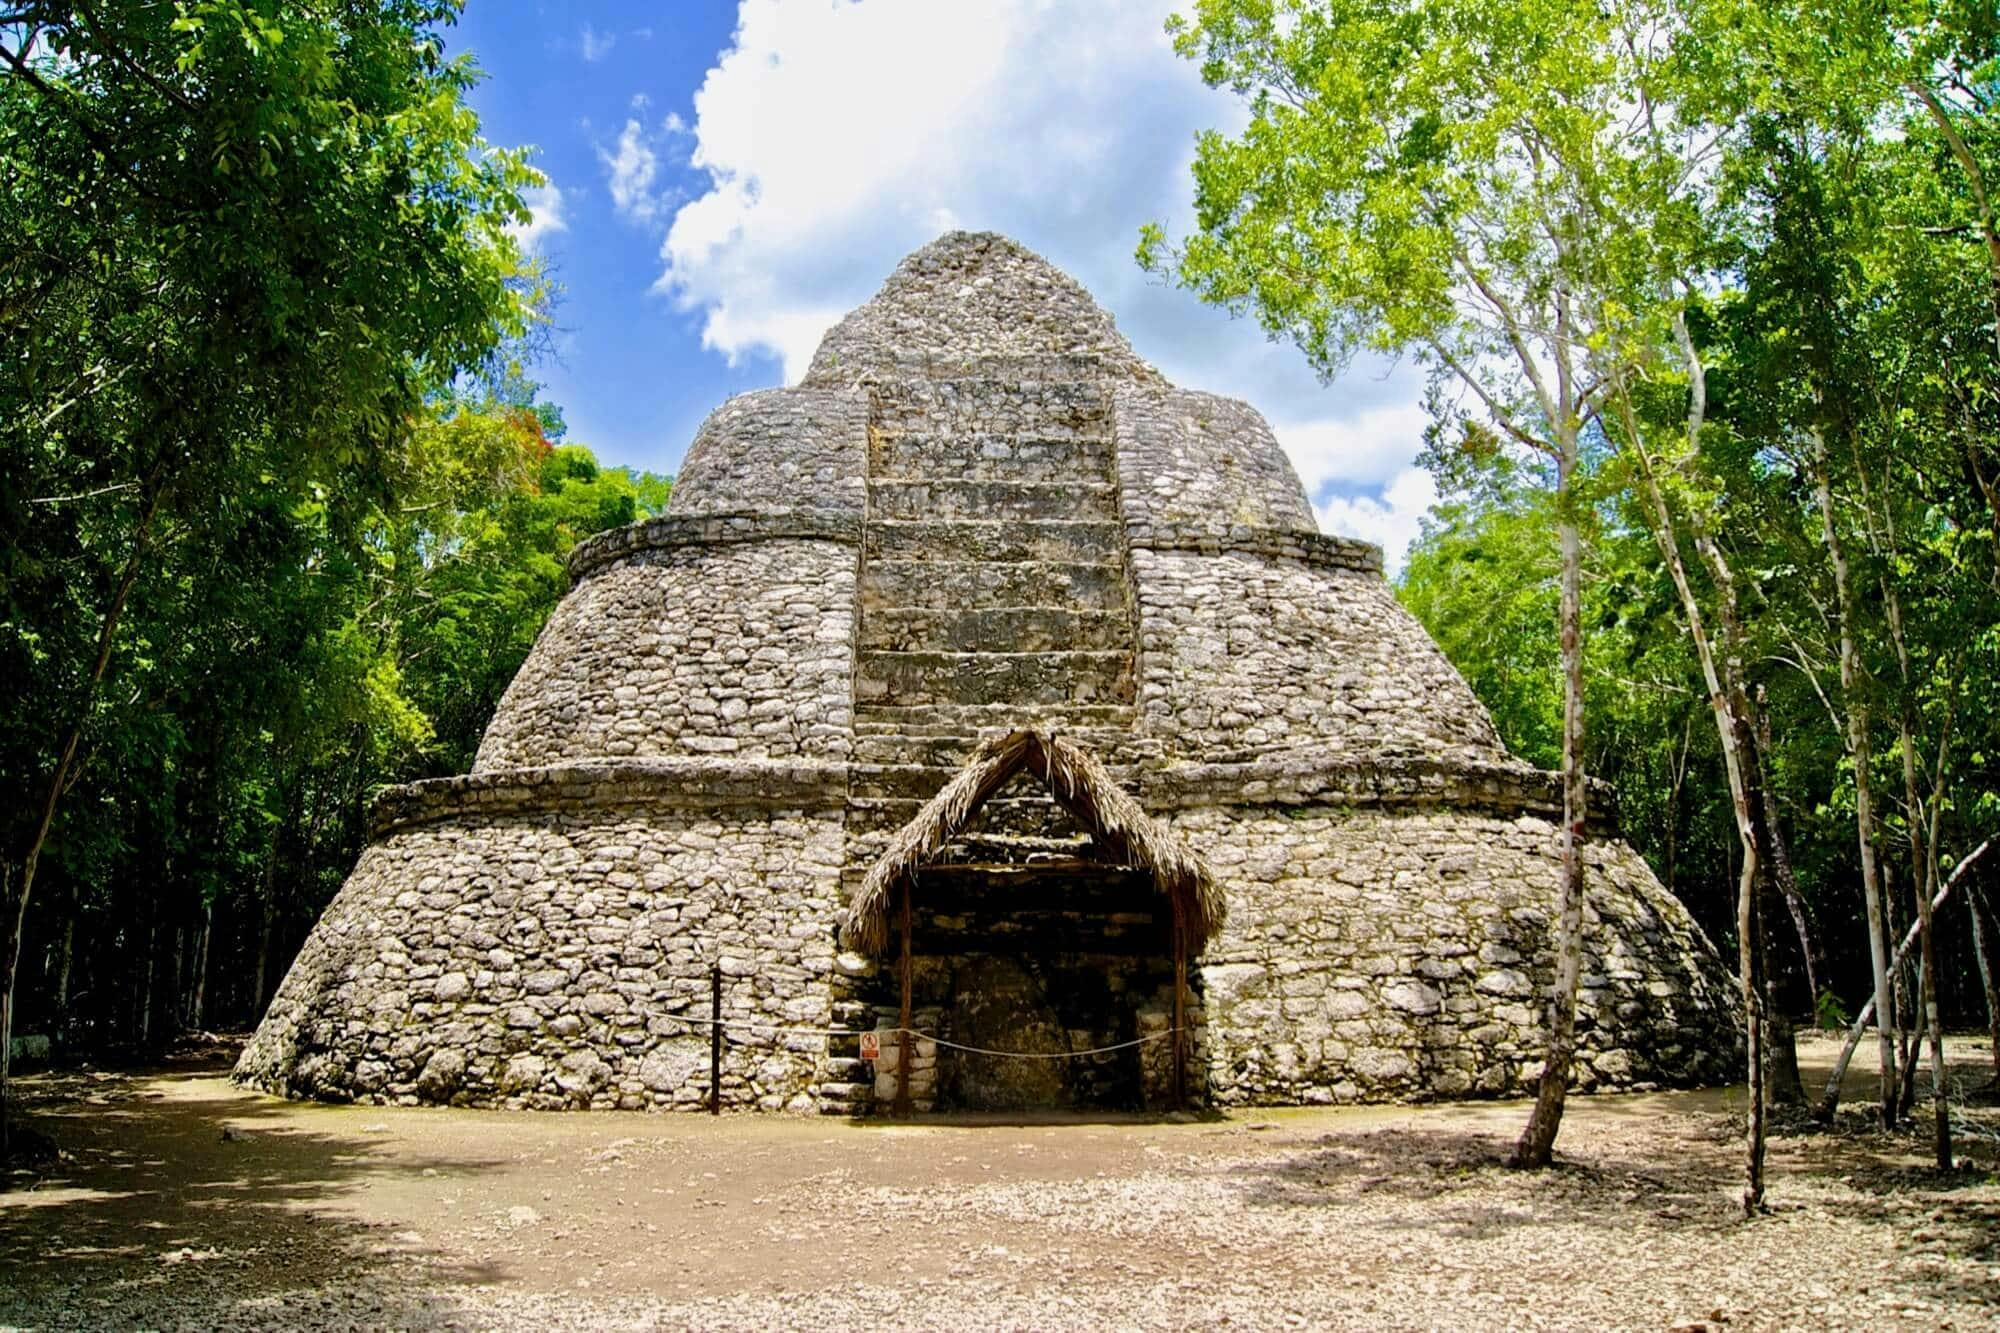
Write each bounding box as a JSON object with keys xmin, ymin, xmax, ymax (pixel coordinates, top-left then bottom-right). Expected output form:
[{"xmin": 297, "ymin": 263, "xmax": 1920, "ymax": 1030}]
[
  {"xmin": 651, "ymin": 1010, "xmax": 1182, "ymax": 1060},
  {"xmin": 911, "ymin": 1029, "xmax": 1174, "ymax": 1059}
]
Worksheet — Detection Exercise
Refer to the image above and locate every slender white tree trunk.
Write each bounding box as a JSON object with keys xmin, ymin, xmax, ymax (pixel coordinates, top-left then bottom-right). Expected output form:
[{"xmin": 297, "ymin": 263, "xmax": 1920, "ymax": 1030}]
[
  {"xmin": 1622, "ymin": 373, "xmax": 1765, "ymax": 1213},
  {"xmin": 1513, "ymin": 432, "xmax": 1588, "ymax": 1169},
  {"xmin": 1808, "ymin": 427, "xmax": 1897, "ymax": 1125}
]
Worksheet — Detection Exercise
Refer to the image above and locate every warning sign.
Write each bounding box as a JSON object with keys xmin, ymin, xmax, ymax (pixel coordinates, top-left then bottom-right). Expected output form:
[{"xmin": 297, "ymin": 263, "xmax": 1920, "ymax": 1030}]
[{"xmin": 859, "ymin": 1031, "xmax": 881, "ymax": 1061}]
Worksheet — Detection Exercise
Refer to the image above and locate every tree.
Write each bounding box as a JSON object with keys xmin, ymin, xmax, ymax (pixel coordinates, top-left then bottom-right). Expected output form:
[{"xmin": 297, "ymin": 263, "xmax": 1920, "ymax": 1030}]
[
  {"xmin": 1142, "ymin": 0, "xmax": 1729, "ymax": 1177},
  {"xmin": 0, "ymin": 0, "xmax": 537, "ymax": 1149}
]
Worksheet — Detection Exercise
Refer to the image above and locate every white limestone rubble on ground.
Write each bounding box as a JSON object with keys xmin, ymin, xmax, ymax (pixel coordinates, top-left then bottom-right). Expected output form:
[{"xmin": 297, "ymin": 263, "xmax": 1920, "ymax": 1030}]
[{"xmin": 236, "ymin": 232, "xmax": 1739, "ymax": 1113}]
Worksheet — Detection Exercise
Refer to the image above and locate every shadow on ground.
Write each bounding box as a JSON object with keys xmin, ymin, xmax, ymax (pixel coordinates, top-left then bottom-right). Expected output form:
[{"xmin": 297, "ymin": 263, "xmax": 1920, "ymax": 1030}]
[
  {"xmin": 1219, "ymin": 1072, "xmax": 2000, "ymax": 1310},
  {"xmin": 1, "ymin": 1046, "xmax": 508, "ymax": 1330}
]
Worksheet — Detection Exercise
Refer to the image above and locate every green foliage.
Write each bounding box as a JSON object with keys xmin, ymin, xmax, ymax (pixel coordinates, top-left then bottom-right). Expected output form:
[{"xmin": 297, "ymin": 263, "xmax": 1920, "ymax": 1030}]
[
  {"xmin": 0, "ymin": 2, "xmax": 669, "ymax": 1049},
  {"xmin": 1158, "ymin": 0, "xmax": 2000, "ymax": 1025},
  {"xmin": 1401, "ymin": 492, "xmax": 1563, "ymax": 770},
  {"xmin": 1399, "ymin": 478, "xmax": 1738, "ymax": 929}
]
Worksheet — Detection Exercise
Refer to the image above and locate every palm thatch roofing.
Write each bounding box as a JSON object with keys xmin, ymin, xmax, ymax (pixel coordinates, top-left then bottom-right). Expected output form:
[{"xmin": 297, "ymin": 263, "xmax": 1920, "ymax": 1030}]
[{"xmin": 843, "ymin": 729, "xmax": 1223, "ymax": 955}]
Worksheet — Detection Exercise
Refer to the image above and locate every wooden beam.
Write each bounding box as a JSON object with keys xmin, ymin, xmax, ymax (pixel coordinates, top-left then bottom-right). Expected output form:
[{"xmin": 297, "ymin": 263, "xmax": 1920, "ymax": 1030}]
[
  {"xmin": 1173, "ymin": 911, "xmax": 1188, "ymax": 1111},
  {"xmin": 896, "ymin": 875, "xmax": 913, "ymax": 1117},
  {"xmin": 709, "ymin": 962, "xmax": 722, "ymax": 1116}
]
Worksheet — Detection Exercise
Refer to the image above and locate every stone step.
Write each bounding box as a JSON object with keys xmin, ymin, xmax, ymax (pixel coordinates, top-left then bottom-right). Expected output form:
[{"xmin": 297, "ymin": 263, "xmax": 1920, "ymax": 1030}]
[
  {"xmin": 850, "ymin": 701, "xmax": 1139, "ymax": 736},
  {"xmin": 865, "ymin": 519, "xmax": 1125, "ymax": 565},
  {"xmin": 869, "ymin": 432, "xmax": 1117, "ymax": 484},
  {"xmin": 868, "ymin": 379, "xmax": 1113, "ymax": 438},
  {"xmin": 854, "ymin": 649, "xmax": 1135, "ymax": 708},
  {"xmin": 867, "ymin": 479, "xmax": 1118, "ymax": 523},
  {"xmin": 857, "ymin": 605, "xmax": 1132, "ymax": 653},
  {"xmin": 815, "ymin": 1082, "xmax": 871, "ymax": 1115},
  {"xmin": 861, "ymin": 559, "xmax": 1132, "ymax": 612}
]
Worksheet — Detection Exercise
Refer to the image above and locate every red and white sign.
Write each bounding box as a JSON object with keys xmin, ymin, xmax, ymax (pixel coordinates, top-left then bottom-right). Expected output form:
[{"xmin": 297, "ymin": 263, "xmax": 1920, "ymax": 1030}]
[{"xmin": 859, "ymin": 1031, "xmax": 881, "ymax": 1061}]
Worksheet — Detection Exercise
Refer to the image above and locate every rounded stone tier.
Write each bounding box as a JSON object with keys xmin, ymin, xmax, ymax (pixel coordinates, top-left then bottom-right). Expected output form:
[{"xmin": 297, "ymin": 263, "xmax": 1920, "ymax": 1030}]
[{"xmin": 237, "ymin": 232, "xmax": 1740, "ymax": 1114}]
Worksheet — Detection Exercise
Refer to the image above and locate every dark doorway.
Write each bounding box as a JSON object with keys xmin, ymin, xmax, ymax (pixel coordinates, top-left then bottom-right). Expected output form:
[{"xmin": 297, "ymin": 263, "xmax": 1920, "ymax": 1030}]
[{"xmin": 906, "ymin": 862, "xmax": 1182, "ymax": 1111}]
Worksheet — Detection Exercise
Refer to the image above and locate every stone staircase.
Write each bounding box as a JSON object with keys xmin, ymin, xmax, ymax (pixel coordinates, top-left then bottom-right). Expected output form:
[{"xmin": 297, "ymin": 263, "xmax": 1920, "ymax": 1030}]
[
  {"xmin": 817, "ymin": 379, "xmax": 1149, "ymax": 1114},
  {"xmin": 849, "ymin": 380, "xmax": 1145, "ymax": 796}
]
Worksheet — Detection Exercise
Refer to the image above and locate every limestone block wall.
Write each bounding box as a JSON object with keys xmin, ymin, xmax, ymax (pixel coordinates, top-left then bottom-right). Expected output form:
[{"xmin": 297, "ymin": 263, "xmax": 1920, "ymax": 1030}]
[
  {"xmin": 1112, "ymin": 388, "xmax": 1318, "ymax": 534},
  {"xmin": 474, "ymin": 537, "xmax": 858, "ymax": 771},
  {"xmin": 235, "ymin": 804, "xmax": 845, "ymax": 1111},
  {"xmin": 1127, "ymin": 548, "xmax": 1513, "ymax": 764},
  {"xmin": 1175, "ymin": 806, "xmax": 1739, "ymax": 1105},
  {"xmin": 670, "ymin": 388, "xmax": 870, "ymax": 514}
]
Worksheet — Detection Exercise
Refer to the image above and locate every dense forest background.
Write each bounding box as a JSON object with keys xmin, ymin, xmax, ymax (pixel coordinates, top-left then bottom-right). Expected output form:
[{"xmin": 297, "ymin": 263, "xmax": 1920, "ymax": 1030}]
[
  {"xmin": 0, "ymin": 2, "xmax": 668, "ymax": 1065},
  {"xmin": 2, "ymin": 0, "xmax": 1998, "ymax": 1148}
]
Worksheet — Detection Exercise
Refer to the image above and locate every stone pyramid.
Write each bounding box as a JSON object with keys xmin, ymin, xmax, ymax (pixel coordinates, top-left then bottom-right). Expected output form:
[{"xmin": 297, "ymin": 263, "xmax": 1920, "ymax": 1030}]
[{"xmin": 237, "ymin": 232, "xmax": 1737, "ymax": 1112}]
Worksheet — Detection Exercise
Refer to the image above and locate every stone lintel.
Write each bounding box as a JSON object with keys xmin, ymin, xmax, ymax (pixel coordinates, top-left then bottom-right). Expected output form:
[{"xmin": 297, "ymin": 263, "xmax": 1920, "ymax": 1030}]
[
  {"xmin": 368, "ymin": 758, "xmax": 848, "ymax": 836},
  {"xmin": 1136, "ymin": 756, "xmax": 1619, "ymax": 831},
  {"xmin": 1125, "ymin": 521, "xmax": 1384, "ymax": 576},
  {"xmin": 566, "ymin": 509, "xmax": 862, "ymax": 583}
]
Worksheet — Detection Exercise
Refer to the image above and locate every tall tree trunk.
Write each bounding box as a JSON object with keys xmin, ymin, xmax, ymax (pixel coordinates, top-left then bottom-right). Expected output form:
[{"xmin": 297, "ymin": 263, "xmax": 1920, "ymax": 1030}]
[
  {"xmin": 1508, "ymin": 274, "xmax": 1589, "ymax": 1171},
  {"xmin": 1512, "ymin": 439, "xmax": 1588, "ymax": 1170},
  {"xmin": 1620, "ymin": 350, "xmax": 1764, "ymax": 1213},
  {"xmin": 53, "ymin": 914, "xmax": 73, "ymax": 1049},
  {"xmin": 1703, "ymin": 544, "xmax": 1768, "ymax": 1210},
  {"xmin": 188, "ymin": 904, "xmax": 211, "ymax": 1032},
  {"xmin": 1816, "ymin": 838, "xmax": 1991, "ymax": 1113},
  {"xmin": 138, "ymin": 916, "xmax": 157, "ymax": 1051},
  {"xmin": 1746, "ymin": 695, "xmax": 1806, "ymax": 1108},
  {"xmin": 1970, "ymin": 885, "xmax": 2000, "ymax": 1089},
  {"xmin": 1, "ymin": 461, "xmax": 167, "ymax": 1154},
  {"xmin": 1630, "ymin": 463, "xmax": 1766, "ymax": 1208},
  {"xmin": 1766, "ymin": 1012, "xmax": 1804, "ymax": 1109},
  {"xmin": 1755, "ymin": 690, "xmax": 1821, "ymax": 1010},
  {"xmin": 165, "ymin": 923, "xmax": 186, "ymax": 1048},
  {"xmin": 1808, "ymin": 426, "xmax": 1897, "ymax": 1126},
  {"xmin": 253, "ymin": 849, "xmax": 278, "ymax": 1017},
  {"xmin": 1895, "ymin": 955, "xmax": 1924, "ymax": 1124},
  {"xmin": 1885, "ymin": 593, "xmax": 1953, "ymax": 1167}
]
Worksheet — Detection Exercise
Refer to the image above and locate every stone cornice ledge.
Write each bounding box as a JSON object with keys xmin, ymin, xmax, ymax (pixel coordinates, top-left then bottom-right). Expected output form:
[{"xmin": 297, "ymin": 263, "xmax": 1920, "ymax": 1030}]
[
  {"xmin": 368, "ymin": 758, "xmax": 850, "ymax": 837},
  {"xmin": 1125, "ymin": 521, "xmax": 1385, "ymax": 576},
  {"xmin": 568, "ymin": 508, "xmax": 863, "ymax": 582},
  {"xmin": 368, "ymin": 754, "xmax": 1618, "ymax": 839},
  {"xmin": 1137, "ymin": 754, "xmax": 1620, "ymax": 831}
]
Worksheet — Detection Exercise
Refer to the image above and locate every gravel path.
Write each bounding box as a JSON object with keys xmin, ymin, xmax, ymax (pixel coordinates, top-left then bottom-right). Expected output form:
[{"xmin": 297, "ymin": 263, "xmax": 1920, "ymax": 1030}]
[{"xmin": 2, "ymin": 1034, "xmax": 1996, "ymax": 1330}]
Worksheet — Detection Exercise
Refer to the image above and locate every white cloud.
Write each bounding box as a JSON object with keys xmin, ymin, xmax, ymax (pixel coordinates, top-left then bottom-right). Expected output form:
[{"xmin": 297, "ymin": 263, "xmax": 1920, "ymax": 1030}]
[
  {"xmin": 656, "ymin": 0, "xmax": 1440, "ymax": 556},
  {"xmin": 598, "ymin": 119, "xmax": 663, "ymax": 224},
  {"xmin": 580, "ymin": 23, "xmax": 615, "ymax": 62},
  {"xmin": 1316, "ymin": 468, "xmax": 1439, "ymax": 577},
  {"xmin": 1271, "ymin": 402, "xmax": 1433, "ymax": 496},
  {"xmin": 506, "ymin": 182, "xmax": 568, "ymax": 256}
]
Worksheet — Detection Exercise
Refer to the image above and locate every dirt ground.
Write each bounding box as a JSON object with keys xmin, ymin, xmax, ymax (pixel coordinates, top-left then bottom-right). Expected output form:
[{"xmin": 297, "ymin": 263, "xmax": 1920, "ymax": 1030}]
[{"xmin": 1, "ymin": 1034, "xmax": 1997, "ymax": 1332}]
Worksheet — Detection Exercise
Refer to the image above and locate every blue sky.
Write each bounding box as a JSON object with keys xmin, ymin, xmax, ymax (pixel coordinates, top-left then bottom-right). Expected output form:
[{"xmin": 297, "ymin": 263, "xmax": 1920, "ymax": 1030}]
[{"xmin": 448, "ymin": 1, "xmax": 1436, "ymax": 568}]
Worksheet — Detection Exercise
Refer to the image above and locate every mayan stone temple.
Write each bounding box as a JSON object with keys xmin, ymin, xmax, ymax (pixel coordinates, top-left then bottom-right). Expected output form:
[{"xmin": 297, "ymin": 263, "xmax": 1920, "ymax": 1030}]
[{"xmin": 237, "ymin": 232, "xmax": 1738, "ymax": 1114}]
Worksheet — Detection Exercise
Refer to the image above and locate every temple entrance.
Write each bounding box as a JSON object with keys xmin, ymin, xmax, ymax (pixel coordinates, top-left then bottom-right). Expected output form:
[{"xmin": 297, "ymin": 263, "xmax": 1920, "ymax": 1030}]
[
  {"xmin": 912, "ymin": 862, "xmax": 1183, "ymax": 1111},
  {"xmin": 842, "ymin": 730, "xmax": 1220, "ymax": 1115}
]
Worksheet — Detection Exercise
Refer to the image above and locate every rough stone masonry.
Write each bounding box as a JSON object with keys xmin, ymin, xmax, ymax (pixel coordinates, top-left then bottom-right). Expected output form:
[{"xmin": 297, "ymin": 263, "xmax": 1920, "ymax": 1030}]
[{"xmin": 236, "ymin": 231, "xmax": 1739, "ymax": 1114}]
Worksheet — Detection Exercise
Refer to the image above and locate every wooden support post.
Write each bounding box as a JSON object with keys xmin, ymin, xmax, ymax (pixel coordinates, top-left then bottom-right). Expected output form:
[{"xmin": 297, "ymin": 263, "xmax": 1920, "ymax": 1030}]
[
  {"xmin": 1173, "ymin": 915, "xmax": 1189, "ymax": 1111},
  {"xmin": 896, "ymin": 876, "xmax": 914, "ymax": 1117},
  {"xmin": 709, "ymin": 963, "xmax": 722, "ymax": 1116}
]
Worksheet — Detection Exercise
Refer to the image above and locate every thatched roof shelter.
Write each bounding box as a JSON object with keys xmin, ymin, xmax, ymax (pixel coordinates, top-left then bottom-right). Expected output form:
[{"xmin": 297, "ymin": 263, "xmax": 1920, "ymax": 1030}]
[{"xmin": 844, "ymin": 729, "xmax": 1222, "ymax": 955}]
